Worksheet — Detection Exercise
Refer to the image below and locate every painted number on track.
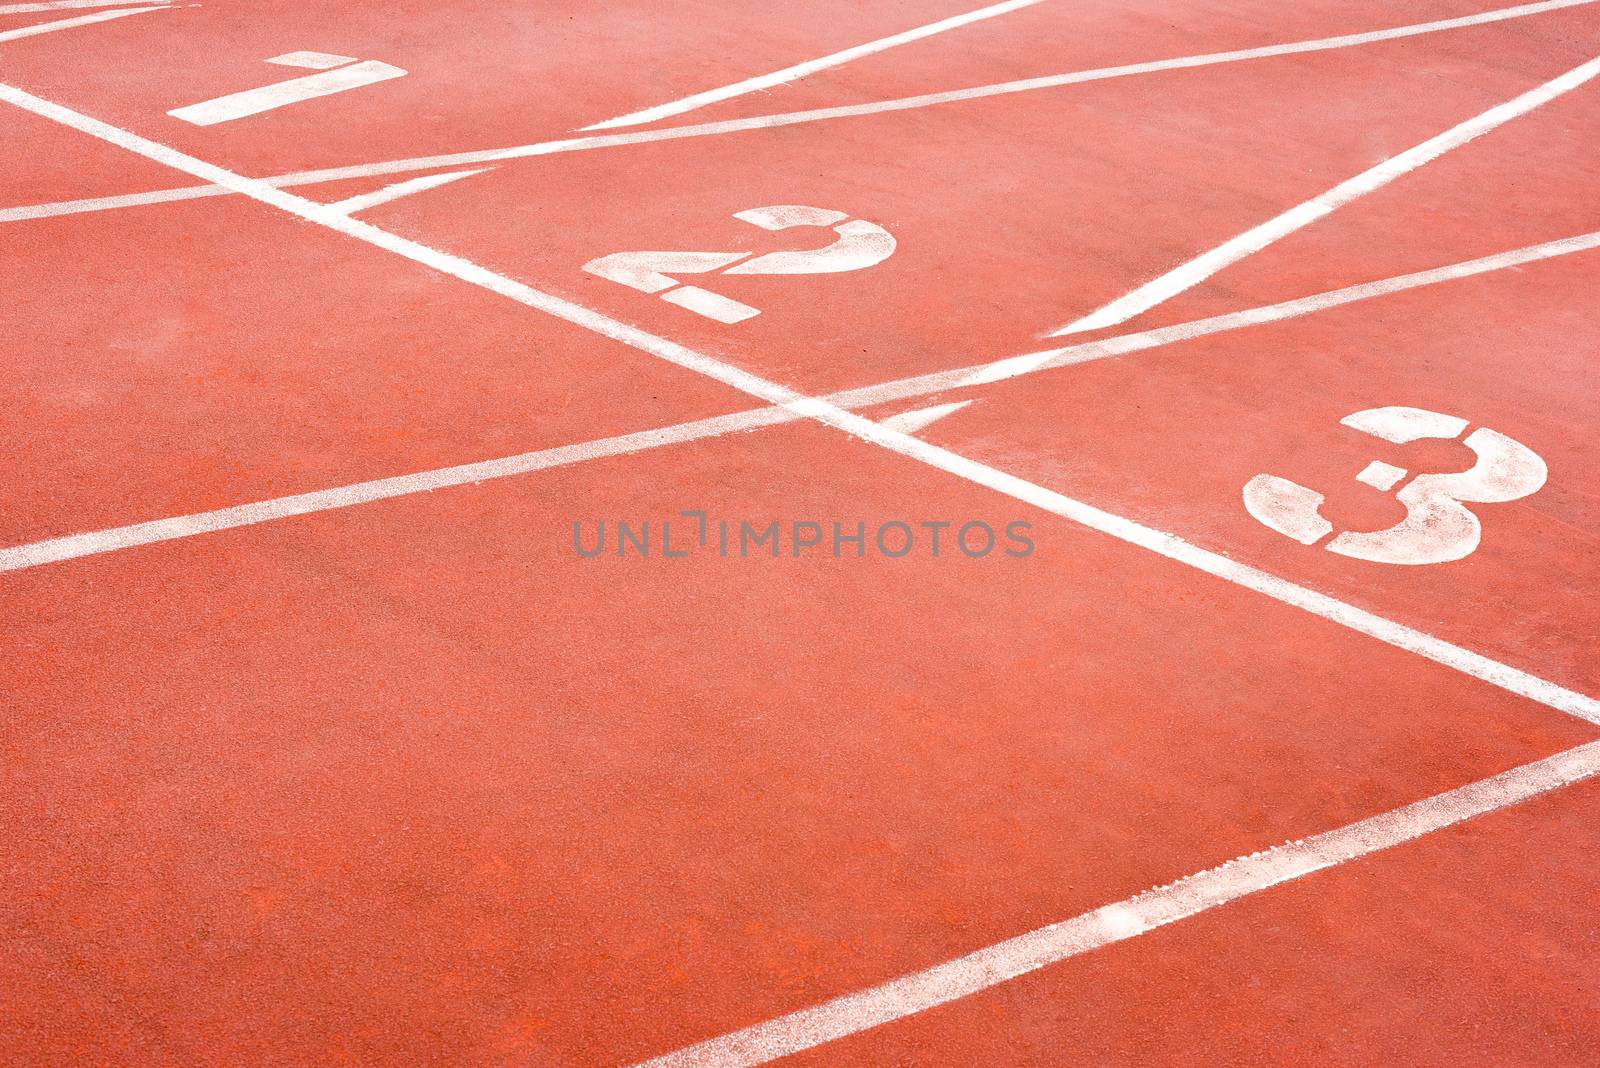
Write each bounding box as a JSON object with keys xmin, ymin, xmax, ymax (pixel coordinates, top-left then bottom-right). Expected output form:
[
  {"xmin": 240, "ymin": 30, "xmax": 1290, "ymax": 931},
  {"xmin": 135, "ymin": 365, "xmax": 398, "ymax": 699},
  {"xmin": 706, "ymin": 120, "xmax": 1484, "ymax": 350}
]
[
  {"xmin": 582, "ymin": 205, "xmax": 896, "ymax": 324},
  {"xmin": 1243, "ymin": 405, "xmax": 1547, "ymax": 565},
  {"xmin": 168, "ymin": 52, "xmax": 408, "ymax": 126}
]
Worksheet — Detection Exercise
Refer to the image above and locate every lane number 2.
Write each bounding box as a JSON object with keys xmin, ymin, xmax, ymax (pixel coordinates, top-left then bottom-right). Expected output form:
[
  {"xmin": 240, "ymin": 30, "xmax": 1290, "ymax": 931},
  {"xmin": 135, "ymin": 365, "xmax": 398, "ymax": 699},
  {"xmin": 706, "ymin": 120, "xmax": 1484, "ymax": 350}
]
[
  {"xmin": 582, "ymin": 205, "xmax": 895, "ymax": 324},
  {"xmin": 1243, "ymin": 406, "xmax": 1547, "ymax": 565}
]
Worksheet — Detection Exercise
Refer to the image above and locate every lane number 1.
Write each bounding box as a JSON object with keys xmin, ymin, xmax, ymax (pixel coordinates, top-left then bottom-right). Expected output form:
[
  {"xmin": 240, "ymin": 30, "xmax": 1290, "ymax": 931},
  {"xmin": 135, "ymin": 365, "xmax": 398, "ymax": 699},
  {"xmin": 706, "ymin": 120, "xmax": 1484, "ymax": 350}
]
[{"xmin": 168, "ymin": 51, "xmax": 408, "ymax": 126}]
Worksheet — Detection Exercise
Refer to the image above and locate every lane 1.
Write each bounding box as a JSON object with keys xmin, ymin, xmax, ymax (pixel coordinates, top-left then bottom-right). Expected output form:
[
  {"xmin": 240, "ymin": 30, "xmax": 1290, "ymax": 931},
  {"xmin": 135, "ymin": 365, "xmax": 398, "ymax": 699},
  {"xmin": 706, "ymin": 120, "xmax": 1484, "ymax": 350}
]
[{"xmin": 0, "ymin": 0, "xmax": 992, "ymax": 178}]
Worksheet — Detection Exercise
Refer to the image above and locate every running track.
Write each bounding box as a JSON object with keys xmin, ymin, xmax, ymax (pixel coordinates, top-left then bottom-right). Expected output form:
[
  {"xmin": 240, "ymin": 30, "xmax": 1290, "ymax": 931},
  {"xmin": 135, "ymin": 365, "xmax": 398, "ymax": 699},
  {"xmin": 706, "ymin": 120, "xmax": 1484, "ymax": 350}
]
[{"xmin": 2, "ymin": 1, "xmax": 1598, "ymax": 1064}]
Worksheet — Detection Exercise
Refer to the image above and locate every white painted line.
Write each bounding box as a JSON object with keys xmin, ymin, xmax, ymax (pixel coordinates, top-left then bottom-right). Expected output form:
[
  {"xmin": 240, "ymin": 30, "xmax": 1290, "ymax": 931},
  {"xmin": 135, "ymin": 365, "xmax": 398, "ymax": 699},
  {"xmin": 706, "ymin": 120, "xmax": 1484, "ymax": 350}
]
[
  {"xmin": 0, "ymin": 407, "xmax": 801, "ymax": 573},
  {"xmin": 5, "ymin": 81, "xmax": 1595, "ymax": 726},
  {"xmin": 8, "ymin": 229, "xmax": 1594, "ymax": 578},
  {"xmin": 1051, "ymin": 51, "xmax": 1600, "ymax": 335},
  {"xmin": 266, "ymin": 50, "xmax": 354, "ymax": 69},
  {"xmin": 7, "ymin": 226, "xmax": 1595, "ymax": 575},
  {"xmin": 659, "ymin": 285, "xmax": 762, "ymax": 324},
  {"xmin": 879, "ymin": 399, "xmax": 974, "ymax": 435},
  {"xmin": 0, "ymin": 0, "xmax": 162, "ymax": 12},
  {"xmin": 0, "ymin": 2, "xmax": 164, "ymax": 42},
  {"xmin": 829, "ymin": 229, "xmax": 1600, "ymax": 406},
  {"xmin": 579, "ymin": 0, "xmax": 1045, "ymax": 131},
  {"xmin": 634, "ymin": 738, "xmax": 1600, "ymax": 1067},
  {"xmin": 0, "ymin": 183, "xmax": 233, "ymax": 223},
  {"xmin": 167, "ymin": 58, "xmax": 406, "ymax": 126},
  {"xmin": 4, "ymin": 0, "xmax": 1591, "ymax": 226},
  {"xmin": 323, "ymin": 167, "xmax": 488, "ymax": 215}
]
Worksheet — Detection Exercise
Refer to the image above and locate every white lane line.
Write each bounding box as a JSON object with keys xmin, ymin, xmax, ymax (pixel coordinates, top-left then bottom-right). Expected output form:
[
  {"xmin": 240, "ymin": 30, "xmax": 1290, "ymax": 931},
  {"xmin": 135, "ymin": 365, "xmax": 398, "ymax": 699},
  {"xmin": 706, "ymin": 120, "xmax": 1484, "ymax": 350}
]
[
  {"xmin": 3, "ymin": 0, "xmax": 1592, "ymax": 226},
  {"xmin": 265, "ymin": 49, "xmax": 354, "ymax": 70},
  {"xmin": 1051, "ymin": 52, "xmax": 1600, "ymax": 335},
  {"xmin": 0, "ymin": 2, "xmax": 164, "ymax": 42},
  {"xmin": 7, "ymin": 228, "xmax": 1594, "ymax": 576},
  {"xmin": 634, "ymin": 739, "xmax": 1600, "ymax": 1068},
  {"xmin": 0, "ymin": 182, "xmax": 236, "ymax": 222},
  {"xmin": 0, "ymin": 408, "xmax": 802, "ymax": 573},
  {"xmin": 579, "ymin": 0, "xmax": 1045, "ymax": 131},
  {"xmin": 5, "ymin": 79, "xmax": 1598, "ymax": 725},
  {"xmin": 879, "ymin": 400, "xmax": 974, "ymax": 435},
  {"xmin": 166, "ymin": 57, "xmax": 407, "ymax": 126},
  {"xmin": 0, "ymin": 0, "xmax": 162, "ymax": 12},
  {"xmin": 833, "ymin": 228, "xmax": 1600, "ymax": 405},
  {"xmin": 323, "ymin": 167, "xmax": 489, "ymax": 215}
]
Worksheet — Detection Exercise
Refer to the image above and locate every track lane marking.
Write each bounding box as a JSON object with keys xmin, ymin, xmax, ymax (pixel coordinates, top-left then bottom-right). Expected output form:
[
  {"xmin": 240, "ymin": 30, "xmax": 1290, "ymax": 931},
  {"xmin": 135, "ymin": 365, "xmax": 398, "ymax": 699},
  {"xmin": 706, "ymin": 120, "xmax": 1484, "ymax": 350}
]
[
  {"xmin": 9, "ymin": 84, "xmax": 1600, "ymax": 1060},
  {"xmin": 1051, "ymin": 51, "xmax": 1600, "ymax": 335},
  {"xmin": 3, "ymin": 0, "xmax": 1594, "ymax": 225},
  {"xmin": 579, "ymin": 0, "xmax": 1045, "ymax": 131},
  {"xmin": 6, "ymin": 228, "xmax": 1593, "ymax": 575},
  {"xmin": 322, "ymin": 167, "xmax": 489, "ymax": 215},
  {"xmin": 0, "ymin": 1, "xmax": 165, "ymax": 42},
  {"xmin": 166, "ymin": 55, "xmax": 408, "ymax": 126},
  {"xmin": 0, "ymin": 0, "xmax": 164, "ymax": 12},
  {"xmin": 2, "ymin": 80, "xmax": 1596, "ymax": 727},
  {"xmin": 633, "ymin": 739, "xmax": 1600, "ymax": 1067}
]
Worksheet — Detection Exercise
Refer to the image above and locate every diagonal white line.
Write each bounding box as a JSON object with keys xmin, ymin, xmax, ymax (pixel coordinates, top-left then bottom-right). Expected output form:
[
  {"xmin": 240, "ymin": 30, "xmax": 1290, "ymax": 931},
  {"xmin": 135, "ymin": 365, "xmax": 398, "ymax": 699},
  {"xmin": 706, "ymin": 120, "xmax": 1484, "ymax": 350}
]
[
  {"xmin": 0, "ymin": 2, "xmax": 165, "ymax": 42},
  {"xmin": 580, "ymin": 0, "xmax": 1045, "ymax": 131},
  {"xmin": 9, "ymin": 93, "xmax": 1600, "ymax": 1064},
  {"xmin": 2, "ymin": 0, "xmax": 1594, "ymax": 226},
  {"xmin": 633, "ymin": 738, "xmax": 1600, "ymax": 1067},
  {"xmin": 840, "ymin": 228, "xmax": 1600, "ymax": 401},
  {"xmin": 323, "ymin": 167, "xmax": 489, "ymax": 215},
  {"xmin": 2, "ymin": 80, "xmax": 1596, "ymax": 728},
  {"xmin": 0, "ymin": 0, "xmax": 164, "ymax": 12},
  {"xmin": 1051, "ymin": 51, "xmax": 1600, "ymax": 335},
  {"xmin": 5, "ymin": 228, "xmax": 1595, "ymax": 576}
]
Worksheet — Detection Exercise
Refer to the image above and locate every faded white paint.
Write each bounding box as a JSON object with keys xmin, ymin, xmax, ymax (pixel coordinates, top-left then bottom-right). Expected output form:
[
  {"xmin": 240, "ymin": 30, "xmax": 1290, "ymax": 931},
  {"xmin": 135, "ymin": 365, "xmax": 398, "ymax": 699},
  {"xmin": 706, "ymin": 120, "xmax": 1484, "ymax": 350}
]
[
  {"xmin": 1354, "ymin": 460, "xmax": 1407, "ymax": 492},
  {"xmin": 1051, "ymin": 51, "xmax": 1600, "ymax": 335},
  {"xmin": 579, "ymin": 0, "xmax": 1045, "ymax": 131},
  {"xmin": 0, "ymin": 3, "xmax": 165, "ymax": 43},
  {"xmin": 1245, "ymin": 407, "xmax": 1548, "ymax": 565},
  {"xmin": 265, "ymin": 49, "xmax": 353, "ymax": 69},
  {"xmin": 322, "ymin": 167, "xmax": 488, "ymax": 215},
  {"xmin": 879, "ymin": 400, "xmax": 974, "ymax": 435},
  {"xmin": 167, "ymin": 55, "xmax": 406, "ymax": 125},
  {"xmin": 725, "ymin": 214, "xmax": 895, "ymax": 276},
  {"xmin": 584, "ymin": 250, "xmax": 753, "ymax": 294},
  {"xmin": 659, "ymin": 285, "xmax": 761, "ymax": 324},
  {"xmin": 7, "ymin": 0, "xmax": 1593, "ymax": 225},
  {"xmin": 0, "ymin": 0, "xmax": 164, "ymax": 12},
  {"xmin": 1242, "ymin": 475, "xmax": 1333, "ymax": 545},
  {"xmin": 633, "ymin": 739, "xmax": 1600, "ymax": 1067},
  {"xmin": 2, "ymin": 80, "xmax": 1593, "ymax": 725},
  {"xmin": 5, "ymin": 231, "xmax": 1594, "ymax": 581},
  {"xmin": 584, "ymin": 205, "xmax": 894, "ymax": 323}
]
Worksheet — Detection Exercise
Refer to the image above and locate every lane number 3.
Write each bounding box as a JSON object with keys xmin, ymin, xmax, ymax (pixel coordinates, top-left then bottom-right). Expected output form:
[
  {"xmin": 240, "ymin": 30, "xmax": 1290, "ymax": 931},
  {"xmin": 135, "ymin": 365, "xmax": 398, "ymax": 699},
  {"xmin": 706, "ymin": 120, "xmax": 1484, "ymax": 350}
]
[
  {"xmin": 582, "ymin": 205, "xmax": 895, "ymax": 324},
  {"xmin": 1243, "ymin": 406, "xmax": 1547, "ymax": 565}
]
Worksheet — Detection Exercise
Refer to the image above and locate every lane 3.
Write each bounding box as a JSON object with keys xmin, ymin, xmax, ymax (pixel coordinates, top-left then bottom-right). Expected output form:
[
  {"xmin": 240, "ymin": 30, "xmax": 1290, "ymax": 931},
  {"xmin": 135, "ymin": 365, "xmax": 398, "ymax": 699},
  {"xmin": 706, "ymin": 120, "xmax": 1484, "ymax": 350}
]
[
  {"xmin": 886, "ymin": 248, "xmax": 1600, "ymax": 696},
  {"xmin": 2, "ymin": 421, "xmax": 1594, "ymax": 1066},
  {"xmin": 768, "ymin": 775, "xmax": 1600, "ymax": 1066}
]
